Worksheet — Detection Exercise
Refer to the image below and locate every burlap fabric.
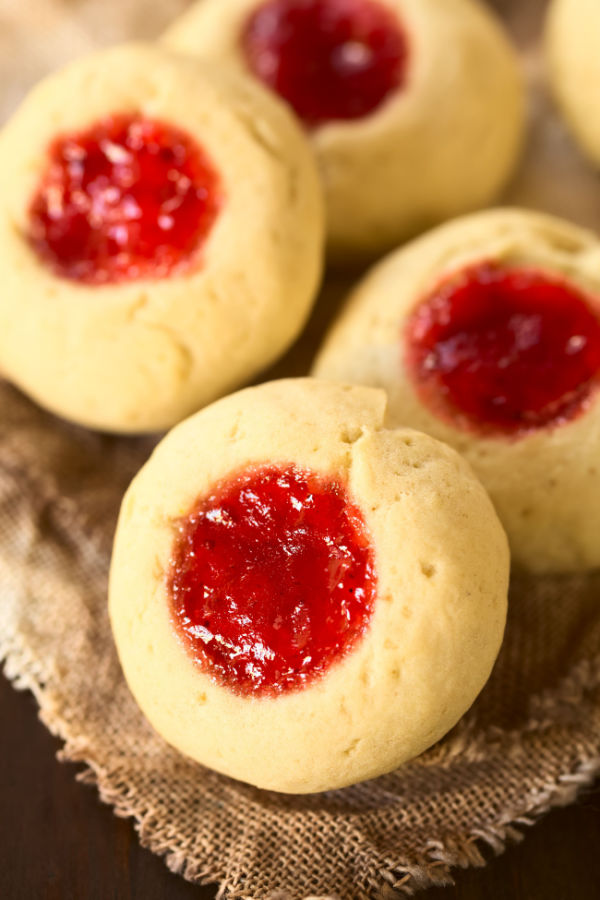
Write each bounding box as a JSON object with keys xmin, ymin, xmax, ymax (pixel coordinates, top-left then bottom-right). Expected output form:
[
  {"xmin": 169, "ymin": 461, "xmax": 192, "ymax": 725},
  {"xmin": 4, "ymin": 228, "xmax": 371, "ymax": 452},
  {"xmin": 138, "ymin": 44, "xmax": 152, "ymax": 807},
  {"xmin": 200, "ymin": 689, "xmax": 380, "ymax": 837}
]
[{"xmin": 2, "ymin": 1, "xmax": 600, "ymax": 897}]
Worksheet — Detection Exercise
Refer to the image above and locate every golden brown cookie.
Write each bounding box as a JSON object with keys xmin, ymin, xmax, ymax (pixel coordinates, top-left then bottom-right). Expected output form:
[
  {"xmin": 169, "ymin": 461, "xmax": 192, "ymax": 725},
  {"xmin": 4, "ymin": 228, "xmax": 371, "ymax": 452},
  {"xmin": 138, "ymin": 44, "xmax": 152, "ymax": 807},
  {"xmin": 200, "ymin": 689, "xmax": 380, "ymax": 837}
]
[
  {"xmin": 165, "ymin": 0, "xmax": 524, "ymax": 260},
  {"xmin": 109, "ymin": 378, "xmax": 508, "ymax": 793},
  {"xmin": 0, "ymin": 43, "xmax": 323, "ymax": 433},
  {"xmin": 546, "ymin": 0, "xmax": 600, "ymax": 168},
  {"xmin": 314, "ymin": 209, "xmax": 600, "ymax": 573}
]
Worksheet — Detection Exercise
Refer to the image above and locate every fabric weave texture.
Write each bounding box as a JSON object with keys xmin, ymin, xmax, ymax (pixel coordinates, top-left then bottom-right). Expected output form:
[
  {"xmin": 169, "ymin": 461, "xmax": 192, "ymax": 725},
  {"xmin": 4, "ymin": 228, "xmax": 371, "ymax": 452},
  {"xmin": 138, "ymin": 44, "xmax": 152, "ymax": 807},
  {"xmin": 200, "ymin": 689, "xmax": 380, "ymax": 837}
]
[
  {"xmin": 1, "ymin": 376, "xmax": 600, "ymax": 897},
  {"xmin": 2, "ymin": 1, "xmax": 600, "ymax": 897}
]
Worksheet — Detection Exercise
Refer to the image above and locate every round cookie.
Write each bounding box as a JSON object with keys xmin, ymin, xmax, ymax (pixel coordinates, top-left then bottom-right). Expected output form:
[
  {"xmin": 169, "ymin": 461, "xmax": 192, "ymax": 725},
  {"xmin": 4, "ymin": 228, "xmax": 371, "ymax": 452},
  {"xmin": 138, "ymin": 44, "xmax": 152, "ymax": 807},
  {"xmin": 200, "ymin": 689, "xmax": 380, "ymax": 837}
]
[
  {"xmin": 109, "ymin": 378, "xmax": 509, "ymax": 794},
  {"xmin": 313, "ymin": 209, "xmax": 600, "ymax": 574},
  {"xmin": 0, "ymin": 43, "xmax": 323, "ymax": 433},
  {"xmin": 546, "ymin": 0, "xmax": 600, "ymax": 168},
  {"xmin": 164, "ymin": 0, "xmax": 525, "ymax": 261}
]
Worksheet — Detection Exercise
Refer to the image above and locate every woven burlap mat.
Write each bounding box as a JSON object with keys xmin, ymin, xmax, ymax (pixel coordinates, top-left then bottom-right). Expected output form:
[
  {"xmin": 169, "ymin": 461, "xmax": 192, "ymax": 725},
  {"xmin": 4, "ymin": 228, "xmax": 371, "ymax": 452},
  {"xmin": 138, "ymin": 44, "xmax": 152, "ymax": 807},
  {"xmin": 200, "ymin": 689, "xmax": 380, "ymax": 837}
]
[{"xmin": 2, "ymin": 1, "xmax": 600, "ymax": 898}]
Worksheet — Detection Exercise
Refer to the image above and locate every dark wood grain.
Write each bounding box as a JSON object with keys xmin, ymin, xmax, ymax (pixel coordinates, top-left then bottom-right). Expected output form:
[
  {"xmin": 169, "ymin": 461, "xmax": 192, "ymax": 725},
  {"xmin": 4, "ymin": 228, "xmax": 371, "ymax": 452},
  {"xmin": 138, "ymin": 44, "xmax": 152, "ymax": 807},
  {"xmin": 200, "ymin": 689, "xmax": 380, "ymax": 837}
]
[{"xmin": 1, "ymin": 673, "xmax": 599, "ymax": 900}]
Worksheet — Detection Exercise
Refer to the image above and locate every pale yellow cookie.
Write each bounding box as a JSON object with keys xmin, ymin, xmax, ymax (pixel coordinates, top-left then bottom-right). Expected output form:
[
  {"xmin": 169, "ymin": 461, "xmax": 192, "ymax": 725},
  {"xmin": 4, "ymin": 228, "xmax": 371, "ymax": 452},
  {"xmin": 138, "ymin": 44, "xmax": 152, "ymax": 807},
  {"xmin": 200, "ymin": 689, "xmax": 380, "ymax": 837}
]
[
  {"xmin": 109, "ymin": 378, "xmax": 508, "ymax": 793},
  {"xmin": 314, "ymin": 209, "xmax": 600, "ymax": 574},
  {"xmin": 546, "ymin": 0, "xmax": 600, "ymax": 167},
  {"xmin": 164, "ymin": 0, "xmax": 524, "ymax": 261},
  {"xmin": 0, "ymin": 43, "xmax": 323, "ymax": 433}
]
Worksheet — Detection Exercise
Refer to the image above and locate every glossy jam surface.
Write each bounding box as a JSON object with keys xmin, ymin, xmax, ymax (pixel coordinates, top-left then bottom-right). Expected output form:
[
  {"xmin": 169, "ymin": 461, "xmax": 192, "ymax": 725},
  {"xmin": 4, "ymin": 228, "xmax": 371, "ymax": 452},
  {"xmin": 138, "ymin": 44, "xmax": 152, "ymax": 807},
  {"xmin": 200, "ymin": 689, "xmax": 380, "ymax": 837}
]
[
  {"xmin": 405, "ymin": 263, "xmax": 600, "ymax": 435},
  {"xmin": 28, "ymin": 115, "xmax": 223, "ymax": 284},
  {"xmin": 242, "ymin": 0, "xmax": 408, "ymax": 126},
  {"xmin": 169, "ymin": 465, "xmax": 376, "ymax": 696}
]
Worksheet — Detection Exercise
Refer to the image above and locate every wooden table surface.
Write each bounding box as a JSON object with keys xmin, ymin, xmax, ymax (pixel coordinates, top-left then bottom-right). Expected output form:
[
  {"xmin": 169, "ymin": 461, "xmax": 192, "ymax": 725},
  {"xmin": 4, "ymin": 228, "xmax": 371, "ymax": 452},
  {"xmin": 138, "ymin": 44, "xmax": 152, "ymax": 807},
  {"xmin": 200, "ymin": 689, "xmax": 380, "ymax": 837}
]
[
  {"xmin": 3, "ymin": 1, "xmax": 600, "ymax": 898},
  {"xmin": 2, "ymin": 671, "xmax": 599, "ymax": 899}
]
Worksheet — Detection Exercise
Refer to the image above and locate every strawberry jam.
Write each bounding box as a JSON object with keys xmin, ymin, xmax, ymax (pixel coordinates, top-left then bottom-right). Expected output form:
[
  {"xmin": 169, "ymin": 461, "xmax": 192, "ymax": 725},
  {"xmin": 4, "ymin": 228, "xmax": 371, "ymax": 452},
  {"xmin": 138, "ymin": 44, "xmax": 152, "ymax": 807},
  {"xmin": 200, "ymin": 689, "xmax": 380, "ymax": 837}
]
[
  {"xmin": 169, "ymin": 464, "xmax": 376, "ymax": 696},
  {"xmin": 242, "ymin": 0, "xmax": 408, "ymax": 126},
  {"xmin": 28, "ymin": 115, "xmax": 223, "ymax": 284},
  {"xmin": 405, "ymin": 263, "xmax": 600, "ymax": 435}
]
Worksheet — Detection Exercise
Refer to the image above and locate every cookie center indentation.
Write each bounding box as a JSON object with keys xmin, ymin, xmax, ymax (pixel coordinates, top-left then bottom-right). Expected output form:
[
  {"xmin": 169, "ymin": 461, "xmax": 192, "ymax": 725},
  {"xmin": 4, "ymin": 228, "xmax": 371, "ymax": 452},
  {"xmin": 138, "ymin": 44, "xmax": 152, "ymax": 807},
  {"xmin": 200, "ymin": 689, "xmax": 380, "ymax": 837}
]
[
  {"xmin": 405, "ymin": 262, "xmax": 600, "ymax": 435},
  {"xmin": 169, "ymin": 464, "xmax": 376, "ymax": 696},
  {"xmin": 242, "ymin": 0, "xmax": 409, "ymax": 126},
  {"xmin": 28, "ymin": 115, "xmax": 223, "ymax": 284}
]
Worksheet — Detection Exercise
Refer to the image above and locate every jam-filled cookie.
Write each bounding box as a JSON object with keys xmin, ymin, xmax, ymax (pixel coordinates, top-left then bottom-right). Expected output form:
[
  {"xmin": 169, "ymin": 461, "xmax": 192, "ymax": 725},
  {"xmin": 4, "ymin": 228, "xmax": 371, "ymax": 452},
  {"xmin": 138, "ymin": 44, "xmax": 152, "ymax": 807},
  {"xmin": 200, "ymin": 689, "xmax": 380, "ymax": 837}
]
[
  {"xmin": 314, "ymin": 209, "xmax": 600, "ymax": 573},
  {"xmin": 109, "ymin": 378, "xmax": 508, "ymax": 793},
  {"xmin": 164, "ymin": 0, "xmax": 524, "ymax": 260},
  {"xmin": 0, "ymin": 43, "xmax": 323, "ymax": 433},
  {"xmin": 546, "ymin": 0, "xmax": 600, "ymax": 168}
]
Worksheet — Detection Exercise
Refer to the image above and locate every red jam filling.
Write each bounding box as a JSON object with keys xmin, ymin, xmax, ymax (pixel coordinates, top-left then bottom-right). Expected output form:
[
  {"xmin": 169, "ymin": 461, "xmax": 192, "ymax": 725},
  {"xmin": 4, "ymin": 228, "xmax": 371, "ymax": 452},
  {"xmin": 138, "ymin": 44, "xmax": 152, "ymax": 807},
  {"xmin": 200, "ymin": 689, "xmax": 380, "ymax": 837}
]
[
  {"xmin": 241, "ymin": 0, "xmax": 409, "ymax": 126},
  {"xmin": 405, "ymin": 263, "xmax": 600, "ymax": 435},
  {"xmin": 168, "ymin": 464, "xmax": 376, "ymax": 697},
  {"xmin": 27, "ymin": 115, "xmax": 223, "ymax": 284}
]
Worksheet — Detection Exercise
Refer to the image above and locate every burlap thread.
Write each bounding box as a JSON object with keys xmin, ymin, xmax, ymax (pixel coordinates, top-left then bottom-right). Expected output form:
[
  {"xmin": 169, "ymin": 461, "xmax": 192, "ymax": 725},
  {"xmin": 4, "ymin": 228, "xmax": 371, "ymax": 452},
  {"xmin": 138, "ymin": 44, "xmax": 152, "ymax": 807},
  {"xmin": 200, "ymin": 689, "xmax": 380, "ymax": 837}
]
[{"xmin": 2, "ymin": 378, "xmax": 600, "ymax": 899}]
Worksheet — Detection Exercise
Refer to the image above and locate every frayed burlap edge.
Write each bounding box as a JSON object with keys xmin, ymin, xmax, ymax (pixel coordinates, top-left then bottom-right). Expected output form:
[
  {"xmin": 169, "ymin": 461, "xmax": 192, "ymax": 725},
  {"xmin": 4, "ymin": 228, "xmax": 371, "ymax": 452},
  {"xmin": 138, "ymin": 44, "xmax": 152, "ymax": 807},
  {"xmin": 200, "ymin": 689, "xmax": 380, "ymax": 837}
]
[
  {"xmin": 2, "ymin": 624, "xmax": 600, "ymax": 899},
  {"xmin": 2, "ymin": 361, "xmax": 600, "ymax": 900}
]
